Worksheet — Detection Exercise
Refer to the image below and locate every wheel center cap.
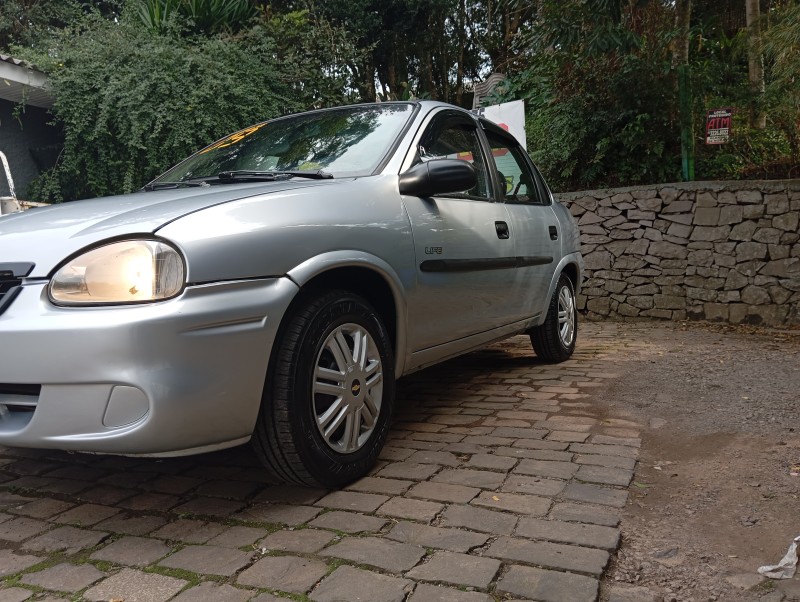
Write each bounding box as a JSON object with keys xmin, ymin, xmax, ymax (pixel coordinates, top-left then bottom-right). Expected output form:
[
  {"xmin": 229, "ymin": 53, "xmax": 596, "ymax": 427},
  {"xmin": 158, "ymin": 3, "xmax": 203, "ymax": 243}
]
[{"xmin": 350, "ymin": 380, "xmax": 362, "ymax": 397}]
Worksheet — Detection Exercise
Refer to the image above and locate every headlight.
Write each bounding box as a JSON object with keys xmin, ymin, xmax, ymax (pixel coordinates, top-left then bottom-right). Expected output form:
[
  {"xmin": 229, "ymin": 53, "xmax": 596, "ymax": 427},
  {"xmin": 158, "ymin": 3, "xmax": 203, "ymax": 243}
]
[{"xmin": 49, "ymin": 240, "xmax": 185, "ymax": 305}]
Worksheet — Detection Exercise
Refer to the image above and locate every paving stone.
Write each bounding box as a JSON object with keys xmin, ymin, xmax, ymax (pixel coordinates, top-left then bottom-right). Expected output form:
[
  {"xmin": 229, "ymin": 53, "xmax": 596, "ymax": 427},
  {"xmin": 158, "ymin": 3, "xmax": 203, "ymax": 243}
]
[
  {"xmin": 0, "ymin": 517, "xmax": 50, "ymax": 542},
  {"xmin": 0, "ymin": 588, "xmax": 34, "ymax": 602},
  {"xmin": 432, "ymin": 468, "xmax": 505, "ymax": 490},
  {"xmin": 377, "ymin": 462, "xmax": 441, "ymax": 480},
  {"xmin": 386, "ymin": 521, "xmax": 489, "ymax": 552},
  {"xmin": 91, "ymin": 536, "xmax": 172, "ymax": 566},
  {"xmin": 550, "ymin": 502, "xmax": 621, "ymax": 527},
  {"xmin": 0, "ymin": 549, "xmax": 43, "ymax": 577},
  {"xmin": 471, "ymin": 490, "xmax": 551, "ymax": 516},
  {"xmin": 406, "ymin": 551, "xmax": 500, "ymax": 588},
  {"xmin": 79, "ymin": 485, "xmax": 137, "ymax": 506},
  {"xmin": 514, "ymin": 459, "xmax": 578, "ymax": 480},
  {"xmin": 53, "ymin": 503, "xmax": 119, "ymax": 526},
  {"xmin": 309, "ymin": 510, "xmax": 388, "ymax": 533},
  {"xmin": 562, "ymin": 483, "xmax": 629, "ymax": 507},
  {"xmin": 159, "ymin": 544, "xmax": 253, "ymax": 576},
  {"xmin": 570, "ymin": 442, "xmax": 639, "ymax": 459},
  {"xmin": 143, "ymin": 475, "xmax": 203, "ymax": 495},
  {"xmin": 440, "ymin": 504, "xmax": 517, "ymax": 535},
  {"xmin": 575, "ymin": 454, "xmax": 636, "ymax": 470},
  {"xmin": 252, "ymin": 485, "xmax": 328, "ymax": 505},
  {"xmin": 408, "ymin": 584, "xmax": 493, "ymax": 602},
  {"xmin": 206, "ymin": 525, "xmax": 266, "ymax": 548},
  {"xmin": 84, "ymin": 567, "xmax": 187, "ymax": 602},
  {"xmin": 461, "ymin": 435, "xmax": 515, "ymax": 446},
  {"xmin": 311, "ymin": 565, "xmax": 413, "ymax": 602},
  {"xmin": 237, "ymin": 555, "xmax": 328, "ymax": 592},
  {"xmin": 547, "ymin": 430, "xmax": 591, "ymax": 443},
  {"xmin": 249, "ymin": 594, "xmax": 284, "ymax": 602},
  {"xmin": 347, "ymin": 476, "xmax": 413, "ymax": 495},
  {"xmin": 322, "ymin": 536, "xmax": 425, "ymax": 571},
  {"xmin": 118, "ymin": 493, "xmax": 180, "ymax": 512},
  {"xmin": 9, "ymin": 498, "xmax": 74, "ymax": 519},
  {"xmin": 496, "ymin": 410, "xmax": 549, "ymax": 421},
  {"xmin": 408, "ymin": 481, "xmax": 479, "ymax": 504},
  {"xmin": 315, "ymin": 491, "xmax": 389, "ymax": 513},
  {"xmin": 466, "ymin": 453, "xmax": 517, "ymax": 471},
  {"xmin": 487, "ymin": 536, "xmax": 609, "ymax": 575},
  {"xmin": 591, "ymin": 435, "xmax": 641, "ymax": 447},
  {"xmin": 379, "ymin": 446, "xmax": 417, "ymax": 462},
  {"xmin": 22, "ymin": 526, "xmax": 108, "ymax": 553},
  {"xmin": 491, "ymin": 427, "xmax": 548, "ymax": 440},
  {"xmin": 496, "ymin": 564, "xmax": 598, "ymax": 602},
  {"xmin": 378, "ymin": 497, "xmax": 443, "ymax": 522},
  {"xmin": 575, "ymin": 464, "xmax": 634, "ymax": 487},
  {"xmin": 234, "ymin": 503, "xmax": 321, "ymax": 526},
  {"xmin": 501, "ymin": 474, "xmax": 566, "ymax": 497},
  {"xmin": 170, "ymin": 582, "xmax": 253, "ymax": 602},
  {"xmin": 20, "ymin": 562, "xmax": 104, "ymax": 591},
  {"xmin": 512, "ymin": 448, "xmax": 574, "ymax": 462},
  {"xmin": 196, "ymin": 479, "xmax": 262, "ymax": 500},
  {"xmin": 500, "ymin": 439, "xmax": 570, "ymax": 452},
  {"xmin": 172, "ymin": 497, "xmax": 245, "ymax": 518},
  {"xmin": 405, "ymin": 450, "xmax": 462, "ymax": 467},
  {"xmin": 516, "ymin": 517, "xmax": 620, "ymax": 550},
  {"xmin": 151, "ymin": 518, "xmax": 226, "ymax": 543},
  {"xmin": 259, "ymin": 528, "xmax": 335, "ymax": 553},
  {"xmin": 95, "ymin": 514, "xmax": 166, "ymax": 536}
]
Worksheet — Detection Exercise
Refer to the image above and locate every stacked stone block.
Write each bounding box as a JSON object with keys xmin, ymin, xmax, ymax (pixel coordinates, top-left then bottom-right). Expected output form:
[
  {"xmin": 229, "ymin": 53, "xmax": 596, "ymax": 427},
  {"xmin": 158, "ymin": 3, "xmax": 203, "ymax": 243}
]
[{"xmin": 556, "ymin": 181, "xmax": 800, "ymax": 326}]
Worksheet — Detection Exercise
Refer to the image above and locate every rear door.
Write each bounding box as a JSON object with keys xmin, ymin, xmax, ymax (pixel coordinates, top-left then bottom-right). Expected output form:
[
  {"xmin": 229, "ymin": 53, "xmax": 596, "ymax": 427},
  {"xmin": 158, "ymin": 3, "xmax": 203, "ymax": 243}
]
[
  {"xmin": 401, "ymin": 110, "xmax": 517, "ymax": 352},
  {"xmin": 481, "ymin": 124, "xmax": 561, "ymax": 322}
]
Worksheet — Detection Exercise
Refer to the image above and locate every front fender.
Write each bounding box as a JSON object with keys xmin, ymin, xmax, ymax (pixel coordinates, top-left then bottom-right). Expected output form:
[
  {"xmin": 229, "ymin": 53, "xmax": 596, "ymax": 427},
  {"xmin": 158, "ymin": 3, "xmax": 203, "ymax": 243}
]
[{"xmin": 286, "ymin": 250, "xmax": 410, "ymax": 377}]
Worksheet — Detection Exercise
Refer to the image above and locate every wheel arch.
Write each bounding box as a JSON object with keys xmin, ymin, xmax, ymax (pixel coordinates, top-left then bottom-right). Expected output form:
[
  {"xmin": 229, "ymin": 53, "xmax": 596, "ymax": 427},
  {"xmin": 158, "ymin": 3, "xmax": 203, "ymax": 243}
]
[{"xmin": 285, "ymin": 251, "xmax": 408, "ymax": 376}]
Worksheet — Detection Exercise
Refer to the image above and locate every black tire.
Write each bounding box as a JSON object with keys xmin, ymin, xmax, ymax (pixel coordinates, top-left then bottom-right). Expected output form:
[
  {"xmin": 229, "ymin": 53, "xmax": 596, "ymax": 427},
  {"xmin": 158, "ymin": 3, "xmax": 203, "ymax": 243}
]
[
  {"xmin": 253, "ymin": 289, "xmax": 395, "ymax": 488},
  {"xmin": 530, "ymin": 274, "xmax": 577, "ymax": 363}
]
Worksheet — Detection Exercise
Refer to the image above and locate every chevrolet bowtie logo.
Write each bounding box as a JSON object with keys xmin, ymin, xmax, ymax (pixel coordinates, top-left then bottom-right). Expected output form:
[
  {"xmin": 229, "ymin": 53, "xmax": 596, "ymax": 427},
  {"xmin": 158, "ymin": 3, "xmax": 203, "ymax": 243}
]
[{"xmin": 351, "ymin": 383, "xmax": 361, "ymax": 395}]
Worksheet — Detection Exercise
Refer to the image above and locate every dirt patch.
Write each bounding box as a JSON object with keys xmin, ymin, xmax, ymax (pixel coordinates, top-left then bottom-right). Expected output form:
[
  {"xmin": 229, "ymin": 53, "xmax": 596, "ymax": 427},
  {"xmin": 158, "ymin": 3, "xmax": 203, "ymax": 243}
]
[{"xmin": 594, "ymin": 321, "xmax": 800, "ymax": 602}]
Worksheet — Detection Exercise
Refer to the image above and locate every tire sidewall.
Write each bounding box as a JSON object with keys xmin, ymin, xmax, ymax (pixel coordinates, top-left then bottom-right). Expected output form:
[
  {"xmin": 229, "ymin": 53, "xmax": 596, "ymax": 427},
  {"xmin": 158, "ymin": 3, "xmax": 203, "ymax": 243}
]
[
  {"xmin": 553, "ymin": 276, "xmax": 577, "ymax": 356},
  {"xmin": 288, "ymin": 294, "xmax": 395, "ymax": 486}
]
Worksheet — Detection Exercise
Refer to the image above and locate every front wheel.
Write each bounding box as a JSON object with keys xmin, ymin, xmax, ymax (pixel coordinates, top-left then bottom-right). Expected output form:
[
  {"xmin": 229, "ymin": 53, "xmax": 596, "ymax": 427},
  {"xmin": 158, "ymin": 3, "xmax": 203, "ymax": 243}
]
[
  {"xmin": 530, "ymin": 274, "xmax": 577, "ymax": 363},
  {"xmin": 253, "ymin": 290, "xmax": 395, "ymax": 488}
]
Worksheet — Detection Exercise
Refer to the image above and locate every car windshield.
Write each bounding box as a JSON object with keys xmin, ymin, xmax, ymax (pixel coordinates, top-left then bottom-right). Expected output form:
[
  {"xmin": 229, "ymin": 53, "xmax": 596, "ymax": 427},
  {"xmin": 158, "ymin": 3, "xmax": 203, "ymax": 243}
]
[{"xmin": 153, "ymin": 103, "xmax": 416, "ymax": 183}]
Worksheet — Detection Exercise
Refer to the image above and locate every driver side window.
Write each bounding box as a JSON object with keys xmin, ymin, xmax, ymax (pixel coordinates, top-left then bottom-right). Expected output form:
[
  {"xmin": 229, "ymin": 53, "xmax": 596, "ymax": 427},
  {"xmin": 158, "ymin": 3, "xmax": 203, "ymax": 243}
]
[{"xmin": 418, "ymin": 114, "xmax": 491, "ymax": 199}]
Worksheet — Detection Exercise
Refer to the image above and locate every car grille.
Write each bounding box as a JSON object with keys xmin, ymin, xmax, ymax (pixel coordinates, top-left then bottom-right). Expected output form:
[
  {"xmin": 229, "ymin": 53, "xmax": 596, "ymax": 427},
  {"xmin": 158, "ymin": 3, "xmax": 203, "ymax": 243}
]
[
  {"xmin": 0, "ymin": 384, "xmax": 40, "ymax": 430},
  {"xmin": 0, "ymin": 263, "xmax": 33, "ymax": 317}
]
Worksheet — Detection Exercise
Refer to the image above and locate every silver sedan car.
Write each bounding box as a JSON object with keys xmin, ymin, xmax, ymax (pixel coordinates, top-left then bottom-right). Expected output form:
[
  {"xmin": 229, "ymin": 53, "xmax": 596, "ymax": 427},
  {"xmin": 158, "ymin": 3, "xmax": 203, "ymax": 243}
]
[{"xmin": 0, "ymin": 101, "xmax": 582, "ymax": 488}]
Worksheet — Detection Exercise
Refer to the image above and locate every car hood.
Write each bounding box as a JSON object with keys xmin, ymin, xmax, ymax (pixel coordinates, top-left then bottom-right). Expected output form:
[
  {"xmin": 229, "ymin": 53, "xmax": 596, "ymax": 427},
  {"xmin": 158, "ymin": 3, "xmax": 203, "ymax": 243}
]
[{"xmin": 0, "ymin": 179, "xmax": 337, "ymax": 277}]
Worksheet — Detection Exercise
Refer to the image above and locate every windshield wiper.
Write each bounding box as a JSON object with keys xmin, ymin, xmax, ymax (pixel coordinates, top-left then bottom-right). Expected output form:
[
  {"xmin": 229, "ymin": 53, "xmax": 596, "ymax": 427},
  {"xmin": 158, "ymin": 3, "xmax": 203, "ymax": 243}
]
[
  {"xmin": 217, "ymin": 169, "xmax": 333, "ymax": 181},
  {"xmin": 143, "ymin": 181, "xmax": 209, "ymax": 191}
]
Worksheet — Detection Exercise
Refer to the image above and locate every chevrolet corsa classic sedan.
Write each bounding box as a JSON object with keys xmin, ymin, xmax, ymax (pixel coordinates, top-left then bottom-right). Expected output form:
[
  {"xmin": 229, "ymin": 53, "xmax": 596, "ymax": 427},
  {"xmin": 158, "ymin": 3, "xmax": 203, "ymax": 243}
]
[{"xmin": 0, "ymin": 101, "xmax": 582, "ymax": 488}]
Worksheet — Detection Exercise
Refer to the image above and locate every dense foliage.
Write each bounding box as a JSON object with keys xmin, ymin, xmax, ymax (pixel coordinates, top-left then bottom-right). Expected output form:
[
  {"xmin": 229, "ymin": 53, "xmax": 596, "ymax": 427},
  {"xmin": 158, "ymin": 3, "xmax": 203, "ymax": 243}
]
[{"xmin": 2, "ymin": 0, "xmax": 798, "ymax": 200}]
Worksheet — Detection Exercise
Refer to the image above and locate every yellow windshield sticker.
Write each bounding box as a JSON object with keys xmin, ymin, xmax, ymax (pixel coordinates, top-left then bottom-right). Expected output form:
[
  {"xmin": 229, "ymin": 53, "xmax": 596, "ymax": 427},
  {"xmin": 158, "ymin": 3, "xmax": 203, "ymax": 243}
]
[{"xmin": 199, "ymin": 123, "xmax": 267, "ymax": 154}]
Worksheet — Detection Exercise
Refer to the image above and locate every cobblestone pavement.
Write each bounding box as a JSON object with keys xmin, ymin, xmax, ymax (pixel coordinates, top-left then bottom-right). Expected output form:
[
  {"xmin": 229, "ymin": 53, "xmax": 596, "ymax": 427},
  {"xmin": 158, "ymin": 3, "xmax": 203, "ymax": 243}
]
[{"xmin": 0, "ymin": 322, "xmax": 645, "ymax": 602}]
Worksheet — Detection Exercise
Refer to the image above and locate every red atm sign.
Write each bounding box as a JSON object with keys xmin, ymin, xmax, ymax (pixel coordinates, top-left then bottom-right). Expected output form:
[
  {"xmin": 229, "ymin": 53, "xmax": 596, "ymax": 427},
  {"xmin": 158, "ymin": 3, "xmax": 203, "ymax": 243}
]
[{"xmin": 706, "ymin": 108, "xmax": 733, "ymax": 145}]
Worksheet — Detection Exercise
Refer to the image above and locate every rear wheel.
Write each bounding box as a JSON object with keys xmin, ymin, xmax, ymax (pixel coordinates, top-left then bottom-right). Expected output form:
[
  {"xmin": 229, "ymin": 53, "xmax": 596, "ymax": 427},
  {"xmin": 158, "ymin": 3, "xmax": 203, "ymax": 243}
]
[
  {"xmin": 253, "ymin": 290, "xmax": 395, "ymax": 488},
  {"xmin": 530, "ymin": 274, "xmax": 577, "ymax": 363}
]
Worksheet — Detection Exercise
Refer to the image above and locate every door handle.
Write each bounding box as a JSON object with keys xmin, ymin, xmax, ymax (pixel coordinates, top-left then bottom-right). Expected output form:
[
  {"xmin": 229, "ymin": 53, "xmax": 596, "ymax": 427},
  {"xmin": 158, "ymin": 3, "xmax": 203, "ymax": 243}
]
[
  {"xmin": 549, "ymin": 225, "xmax": 558, "ymax": 240},
  {"xmin": 495, "ymin": 221, "xmax": 510, "ymax": 239}
]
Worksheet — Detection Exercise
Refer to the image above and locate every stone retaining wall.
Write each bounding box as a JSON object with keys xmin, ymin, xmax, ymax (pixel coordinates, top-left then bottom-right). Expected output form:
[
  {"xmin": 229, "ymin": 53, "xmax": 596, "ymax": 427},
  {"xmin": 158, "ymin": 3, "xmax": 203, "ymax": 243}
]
[{"xmin": 554, "ymin": 180, "xmax": 800, "ymax": 326}]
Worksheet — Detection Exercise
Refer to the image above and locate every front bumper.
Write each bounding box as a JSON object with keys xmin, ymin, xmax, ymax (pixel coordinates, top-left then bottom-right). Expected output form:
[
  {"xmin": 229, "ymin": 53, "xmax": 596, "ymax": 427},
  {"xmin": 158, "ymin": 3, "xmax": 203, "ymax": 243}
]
[{"xmin": 0, "ymin": 277, "xmax": 298, "ymax": 455}]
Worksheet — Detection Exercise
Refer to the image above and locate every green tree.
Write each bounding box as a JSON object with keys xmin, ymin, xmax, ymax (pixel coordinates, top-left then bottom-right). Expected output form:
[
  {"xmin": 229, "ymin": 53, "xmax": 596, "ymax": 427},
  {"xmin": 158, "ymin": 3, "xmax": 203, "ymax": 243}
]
[{"xmin": 22, "ymin": 11, "xmax": 295, "ymax": 201}]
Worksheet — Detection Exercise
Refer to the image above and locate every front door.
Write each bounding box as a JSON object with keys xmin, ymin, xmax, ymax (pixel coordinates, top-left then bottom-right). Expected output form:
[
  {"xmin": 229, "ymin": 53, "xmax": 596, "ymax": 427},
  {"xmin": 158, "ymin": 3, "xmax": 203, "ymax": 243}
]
[{"xmin": 401, "ymin": 111, "xmax": 517, "ymax": 352}]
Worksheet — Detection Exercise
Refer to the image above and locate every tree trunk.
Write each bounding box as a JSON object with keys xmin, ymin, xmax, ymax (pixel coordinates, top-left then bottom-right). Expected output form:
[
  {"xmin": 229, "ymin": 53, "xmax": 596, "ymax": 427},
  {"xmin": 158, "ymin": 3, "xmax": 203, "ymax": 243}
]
[
  {"xmin": 745, "ymin": 0, "xmax": 767, "ymax": 128},
  {"xmin": 673, "ymin": 0, "xmax": 692, "ymax": 66}
]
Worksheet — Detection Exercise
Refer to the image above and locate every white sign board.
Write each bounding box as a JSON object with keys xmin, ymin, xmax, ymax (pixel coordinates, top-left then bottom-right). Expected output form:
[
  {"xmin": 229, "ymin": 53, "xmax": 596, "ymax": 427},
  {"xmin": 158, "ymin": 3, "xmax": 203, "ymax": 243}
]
[{"xmin": 474, "ymin": 100, "xmax": 527, "ymax": 150}]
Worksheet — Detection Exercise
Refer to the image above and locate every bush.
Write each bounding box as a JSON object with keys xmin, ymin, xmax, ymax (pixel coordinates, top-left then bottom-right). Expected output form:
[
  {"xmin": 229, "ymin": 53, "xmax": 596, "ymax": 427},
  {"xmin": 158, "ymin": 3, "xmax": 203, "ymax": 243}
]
[{"xmin": 23, "ymin": 13, "xmax": 296, "ymax": 202}]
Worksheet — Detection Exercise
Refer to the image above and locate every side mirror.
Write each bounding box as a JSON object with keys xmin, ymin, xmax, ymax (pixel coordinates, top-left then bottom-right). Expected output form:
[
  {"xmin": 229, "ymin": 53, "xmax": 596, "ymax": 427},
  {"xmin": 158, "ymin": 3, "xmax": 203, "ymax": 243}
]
[{"xmin": 398, "ymin": 159, "xmax": 477, "ymax": 197}]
